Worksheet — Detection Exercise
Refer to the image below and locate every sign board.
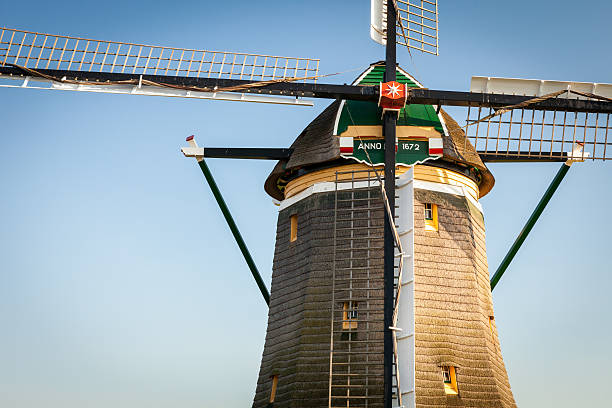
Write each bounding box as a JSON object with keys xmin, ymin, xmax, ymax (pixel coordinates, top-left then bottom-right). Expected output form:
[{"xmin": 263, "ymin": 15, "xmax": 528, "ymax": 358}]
[{"xmin": 340, "ymin": 138, "xmax": 443, "ymax": 166}]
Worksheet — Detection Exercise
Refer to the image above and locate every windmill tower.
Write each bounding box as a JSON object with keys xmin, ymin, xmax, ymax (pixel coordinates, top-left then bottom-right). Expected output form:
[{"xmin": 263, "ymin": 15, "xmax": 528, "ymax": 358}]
[
  {"xmin": 1, "ymin": 1, "xmax": 611, "ymax": 407},
  {"xmin": 252, "ymin": 62, "xmax": 514, "ymax": 407}
]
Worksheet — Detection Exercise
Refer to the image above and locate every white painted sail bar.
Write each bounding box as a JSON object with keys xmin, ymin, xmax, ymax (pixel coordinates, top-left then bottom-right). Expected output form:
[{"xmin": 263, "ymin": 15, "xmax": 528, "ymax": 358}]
[
  {"xmin": 394, "ymin": 168, "xmax": 416, "ymax": 408},
  {"xmin": 0, "ymin": 74, "xmax": 313, "ymax": 106},
  {"xmin": 470, "ymin": 76, "xmax": 612, "ymax": 99},
  {"xmin": 370, "ymin": 0, "xmax": 388, "ymax": 46}
]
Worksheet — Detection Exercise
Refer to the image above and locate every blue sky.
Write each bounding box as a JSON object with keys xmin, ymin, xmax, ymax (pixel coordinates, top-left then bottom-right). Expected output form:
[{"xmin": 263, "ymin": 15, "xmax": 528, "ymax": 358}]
[{"xmin": 1, "ymin": 1, "xmax": 611, "ymax": 407}]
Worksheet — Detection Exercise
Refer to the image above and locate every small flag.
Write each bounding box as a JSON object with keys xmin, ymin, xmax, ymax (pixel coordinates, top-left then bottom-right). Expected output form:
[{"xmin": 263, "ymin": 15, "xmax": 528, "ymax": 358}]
[
  {"xmin": 340, "ymin": 137, "xmax": 354, "ymax": 154},
  {"xmin": 429, "ymin": 138, "xmax": 443, "ymax": 156}
]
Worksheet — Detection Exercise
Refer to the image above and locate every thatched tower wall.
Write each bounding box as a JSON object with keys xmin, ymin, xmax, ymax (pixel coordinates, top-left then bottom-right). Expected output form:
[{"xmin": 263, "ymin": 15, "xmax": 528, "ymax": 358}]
[
  {"xmin": 253, "ymin": 191, "xmax": 377, "ymax": 407},
  {"xmin": 412, "ymin": 188, "xmax": 515, "ymax": 407}
]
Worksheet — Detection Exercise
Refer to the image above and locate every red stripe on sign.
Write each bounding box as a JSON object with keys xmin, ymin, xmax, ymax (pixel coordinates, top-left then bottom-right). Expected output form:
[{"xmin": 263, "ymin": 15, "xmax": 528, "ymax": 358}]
[
  {"xmin": 340, "ymin": 147, "xmax": 354, "ymax": 153},
  {"xmin": 429, "ymin": 148, "xmax": 443, "ymax": 155}
]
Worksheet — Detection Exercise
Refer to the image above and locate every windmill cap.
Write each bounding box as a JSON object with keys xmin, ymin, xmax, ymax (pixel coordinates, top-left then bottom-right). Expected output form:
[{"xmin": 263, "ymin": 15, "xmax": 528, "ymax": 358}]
[{"xmin": 263, "ymin": 62, "xmax": 495, "ymax": 201}]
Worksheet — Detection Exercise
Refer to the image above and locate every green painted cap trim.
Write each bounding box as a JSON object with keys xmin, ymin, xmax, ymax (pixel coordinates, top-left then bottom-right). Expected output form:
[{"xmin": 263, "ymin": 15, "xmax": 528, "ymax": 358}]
[
  {"xmin": 358, "ymin": 65, "xmax": 420, "ymax": 87},
  {"xmin": 334, "ymin": 64, "xmax": 446, "ymax": 137}
]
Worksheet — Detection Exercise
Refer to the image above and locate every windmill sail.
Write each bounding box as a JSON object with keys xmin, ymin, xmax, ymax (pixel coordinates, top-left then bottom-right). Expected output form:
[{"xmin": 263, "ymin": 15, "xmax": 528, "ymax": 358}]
[
  {"xmin": 465, "ymin": 76, "xmax": 612, "ymax": 161},
  {"xmin": 370, "ymin": 0, "xmax": 439, "ymax": 56},
  {"xmin": 0, "ymin": 27, "xmax": 319, "ymax": 106}
]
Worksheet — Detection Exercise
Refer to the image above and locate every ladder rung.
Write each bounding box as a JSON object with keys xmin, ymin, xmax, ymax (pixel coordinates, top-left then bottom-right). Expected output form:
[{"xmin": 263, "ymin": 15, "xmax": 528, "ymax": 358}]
[
  {"xmin": 329, "ymin": 383, "xmax": 377, "ymax": 388},
  {"xmin": 330, "ymin": 405, "xmax": 381, "ymax": 407},
  {"xmin": 333, "ymin": 297, "xmax": 384, "ymax": 302},
  {"xmin": 334, "ymin": 226, "xmax": 384, "ymax": 231},
  {"xmin": 335, "ymin": 199, "xmax": 383, "ymax": 204},
  {"xmin": 330, "ymin": 405, "xmax": 382, "ymax": 408},
  {"xmin": 334, "ymin": 256, "xmax": 385, "ymax": 262},
  {"xmin": 336, "ymin": 197, "xmax": 382, "ymax": 203},
  {"xmin": 333, "ymin": 289, "xmax": 385, "ymax": 293},
  {"xmin": 336, "ymin": 246, "xmax": 384, "ymax": 251},
  {"xmin": 333, "ymin": 351, "xmax": 383, "ymax": 355},
  {"xmin": 335, "ymin": 266, "xmax": 382, "ymax": 271},
  {"xmin": 331, "ymin": 306, "xmax": 383, "ymax": 311},
  {"xmin": 334, "ymin": 208, "xmax": 385, "ymax": 214},
  {"xmin": 332, "ymin": 322, "xmax": 384, "ymax": 327},
  {"xmin": 330, "ymin": 373, "xmax": 370, "ymax": 377},
  {"xmin": 331, "ymin": 330, "xmax": 385, "ymax": 335}
]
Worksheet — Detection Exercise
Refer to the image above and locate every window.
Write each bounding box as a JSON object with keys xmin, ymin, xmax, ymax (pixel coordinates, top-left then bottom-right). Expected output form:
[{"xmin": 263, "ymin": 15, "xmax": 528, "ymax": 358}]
[
  {"xmin": 442, "ymin": 366, "xmax": 451, "ymax": 382},
  {"xmin": 342, "ymin": 301, "xmax": 358, "ymax": 330},
  {"xmin": 269, "ymin": 374, "xmax": 279, "ymax": 403},
  {"xmin": 441, "ymin": 366, "xmax": 458, "ymax": 395},
  {"xmin": 290, "ymin": 214, "xmax": 298, "ymax": 242},
  {"xmin": 489, "ymin": 316, "xmax": 495, "ymax": 334},
  {"xmin": 424, "ymin": 203, "xmax": 438, "ymax": 232},
  {"xmin": 424, "ymin": 203, "xmax": 433, "ymax": 220}
]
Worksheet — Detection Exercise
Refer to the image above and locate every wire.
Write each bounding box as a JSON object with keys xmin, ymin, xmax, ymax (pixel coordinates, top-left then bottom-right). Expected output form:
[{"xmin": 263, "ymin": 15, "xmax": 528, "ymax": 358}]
[
  {"xmin": 4, "ymin": 62, "xmax": 362, "ymax": 95},
  {"xmin": 464, "ymin": 89, "xmax": 569, "ymax": 128}
]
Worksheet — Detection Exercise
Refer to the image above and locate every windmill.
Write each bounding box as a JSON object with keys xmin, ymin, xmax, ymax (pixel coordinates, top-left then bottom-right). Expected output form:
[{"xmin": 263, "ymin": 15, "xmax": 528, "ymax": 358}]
[{"xmin": 5, "ymin": 0, "xmax": 607, "ymax": 408}]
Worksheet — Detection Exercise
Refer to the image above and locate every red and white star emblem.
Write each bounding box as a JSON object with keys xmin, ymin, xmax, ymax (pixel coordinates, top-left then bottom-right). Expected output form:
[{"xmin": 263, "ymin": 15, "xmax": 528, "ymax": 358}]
[
  {"xmin": 385, "ymin": 82, "xmax": 403, "ymax": 97},
  {"xmin": 379, "ymin": 81, "xmax": 407, "ymax": 112}
]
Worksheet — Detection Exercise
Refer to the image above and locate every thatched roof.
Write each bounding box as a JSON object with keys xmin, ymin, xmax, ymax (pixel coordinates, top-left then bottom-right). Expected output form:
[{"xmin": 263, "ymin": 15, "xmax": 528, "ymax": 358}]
[{"xmin": 264, "ymin": 63, "xmax": 494, "ymax": 200}]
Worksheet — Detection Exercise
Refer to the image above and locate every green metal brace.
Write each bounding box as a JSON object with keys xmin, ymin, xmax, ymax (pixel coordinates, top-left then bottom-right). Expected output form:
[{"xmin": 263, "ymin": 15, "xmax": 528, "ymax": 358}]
[
  {"xmin": 183, "ymin": 136, "xmax": 271, "ymax": 306},
  {"xmin": 490, "ymin": 160, "xmax": 575, "ymax": 291}
]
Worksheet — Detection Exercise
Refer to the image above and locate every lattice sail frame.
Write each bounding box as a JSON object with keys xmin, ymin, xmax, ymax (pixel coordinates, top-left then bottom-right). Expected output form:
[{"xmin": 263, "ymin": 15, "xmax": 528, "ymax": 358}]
[
  {"xmin": 0, "ymin": 27, "xmax": 319, "ymax": 82},
  {"xmin": 371, "ymin": 0, "xmax": 439, "ymax": 56},
  {"xmin": 466, "ymin": 106, "xmax": 610, "ymax": 161},
  {"xmin": 396, "ymin": 0, "xmax": 438, "ymax": 55},
  {"xmin": 465, "ymin": 77, "xmax": 612, "ymax": 161}
]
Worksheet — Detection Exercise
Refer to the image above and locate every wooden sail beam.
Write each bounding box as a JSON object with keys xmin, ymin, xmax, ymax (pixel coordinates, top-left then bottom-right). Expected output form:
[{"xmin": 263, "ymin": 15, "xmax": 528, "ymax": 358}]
[
  {"xmin": 0, "ymin": 64, "xmax": 376, "ymax": 101},
  {"xmin": 479, "ymin": 152, "xmax": 568, "ymax": 162},
  {"xmin": 407, "ymin": 88, "xmax": 612, "ymax": 114},
  {"xmin": 190, "ymin": 147, "xmax": 292, "ymax": 160},
  {"xmin": 2, "ymin": 65, "xmax": 611, "ymax": 113}
]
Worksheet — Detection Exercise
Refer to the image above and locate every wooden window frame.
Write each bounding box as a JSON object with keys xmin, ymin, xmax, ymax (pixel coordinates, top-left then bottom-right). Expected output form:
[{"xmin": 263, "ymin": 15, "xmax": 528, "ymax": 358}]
[
  {"xmin": 424, "ymin": 203, "xmax": 438, "ymax": 232},
  {"xmin": 342, "ymin": 301, "xmax": 358, "ymax": 330},
  {"xmin": 441, "ymin": 366, "xmax": 458, "ymax": 395},
  {"xmin": 269, "ymin": 374, "xmax": 279, "ymax": 403},
  {"xmin": 290, "ymin": 214, "xmax": 298, "ymax": 242},
  {"xmin": 424, "ymin": 203, "xmax": 434, "ymax": 220}
]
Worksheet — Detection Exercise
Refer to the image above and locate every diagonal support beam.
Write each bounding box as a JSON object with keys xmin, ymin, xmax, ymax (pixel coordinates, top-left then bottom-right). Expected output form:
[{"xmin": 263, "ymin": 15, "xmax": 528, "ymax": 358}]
[
  {"xmin": 490, "ymin": 144, "xmax": 587, "ymax": 291},
  {"xmin": 182, "ymin": 136, "xmax": 271, "ymax": 306}
]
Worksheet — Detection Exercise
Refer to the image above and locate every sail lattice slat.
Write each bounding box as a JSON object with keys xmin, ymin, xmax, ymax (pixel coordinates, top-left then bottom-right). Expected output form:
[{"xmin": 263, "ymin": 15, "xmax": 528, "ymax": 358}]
[
  {"xmin": 0, "ymin": 27, "xmax": 319, "ymax": 82},
  {"xmin": 466, "ymin": 106, "xmax": 611, "ymax": 161},
  {"xmin": 396, "ymin": 0, "xmax": 439, "ymax": 55}
]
